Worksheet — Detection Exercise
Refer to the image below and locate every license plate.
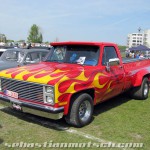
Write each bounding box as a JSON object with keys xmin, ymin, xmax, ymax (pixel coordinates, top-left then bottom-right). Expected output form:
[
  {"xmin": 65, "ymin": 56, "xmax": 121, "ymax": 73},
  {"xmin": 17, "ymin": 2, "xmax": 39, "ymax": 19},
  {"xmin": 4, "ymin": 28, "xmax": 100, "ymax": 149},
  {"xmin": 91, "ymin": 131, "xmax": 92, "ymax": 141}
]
[
  {"xmin": 12, "ymin": 103, "xmax": 22, "ymax": 110},
  {"xmin": 6, "ymin": 90, "xmax": 18, "ymax": 99}
]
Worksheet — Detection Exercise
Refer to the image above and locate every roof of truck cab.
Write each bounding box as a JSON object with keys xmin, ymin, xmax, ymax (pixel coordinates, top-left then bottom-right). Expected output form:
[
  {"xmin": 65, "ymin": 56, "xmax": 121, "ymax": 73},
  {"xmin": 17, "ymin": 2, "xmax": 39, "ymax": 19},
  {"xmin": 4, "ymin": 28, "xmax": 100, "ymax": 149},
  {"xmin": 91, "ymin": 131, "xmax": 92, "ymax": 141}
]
[{"xmin": 50, "ymin": 41, "xmax": 117, "ymax": 46}]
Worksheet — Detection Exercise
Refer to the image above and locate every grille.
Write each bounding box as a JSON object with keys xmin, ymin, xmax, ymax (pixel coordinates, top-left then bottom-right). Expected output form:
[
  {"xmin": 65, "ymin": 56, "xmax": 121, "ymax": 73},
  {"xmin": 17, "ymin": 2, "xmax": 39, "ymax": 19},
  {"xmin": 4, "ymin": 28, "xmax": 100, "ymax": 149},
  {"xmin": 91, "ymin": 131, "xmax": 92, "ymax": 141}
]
[{"xmin": 1, "ymin": 78, "xmax": 44, "ymax": 103}]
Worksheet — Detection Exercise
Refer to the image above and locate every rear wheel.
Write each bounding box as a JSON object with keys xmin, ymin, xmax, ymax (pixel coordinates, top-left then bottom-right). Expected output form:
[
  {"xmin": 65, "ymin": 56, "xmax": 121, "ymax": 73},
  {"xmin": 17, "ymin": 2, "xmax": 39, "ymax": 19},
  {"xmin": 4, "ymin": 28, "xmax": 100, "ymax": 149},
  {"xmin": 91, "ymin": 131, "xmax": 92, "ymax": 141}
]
[
  {"xmin": 65, "ymin": 93, "xmax": 93, "ymax": 127},
  {"xmin": 130, "ymin": 78, "xmax": 149, "ymax": 100}
]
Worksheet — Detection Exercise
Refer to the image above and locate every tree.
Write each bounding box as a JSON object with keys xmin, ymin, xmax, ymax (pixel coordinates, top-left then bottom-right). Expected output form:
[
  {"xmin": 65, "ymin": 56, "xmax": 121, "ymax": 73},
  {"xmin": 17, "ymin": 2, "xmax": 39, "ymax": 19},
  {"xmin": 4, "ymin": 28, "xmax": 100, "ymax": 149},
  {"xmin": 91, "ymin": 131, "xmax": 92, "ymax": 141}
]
[
  {"xmin": 17, "ymin": 40, "xmax": 25, "ymax": 43},
  {"xmin": 6, "ymin": 39, "xmax": 14, "ymax": 43},
  {"xmin": 45, "ymin": 41, "xmax": 50, "ymax": 44},
  {"xmin": 27, "ymin": 24, "xmax": 43, "ymax": 43},
  {"xmin": 118, "ymin": 45, "xmax": 127, "ymax": 52},
  {"xmin": 0, "ymin": 34, "xmax": 7, "ymax": 43}
]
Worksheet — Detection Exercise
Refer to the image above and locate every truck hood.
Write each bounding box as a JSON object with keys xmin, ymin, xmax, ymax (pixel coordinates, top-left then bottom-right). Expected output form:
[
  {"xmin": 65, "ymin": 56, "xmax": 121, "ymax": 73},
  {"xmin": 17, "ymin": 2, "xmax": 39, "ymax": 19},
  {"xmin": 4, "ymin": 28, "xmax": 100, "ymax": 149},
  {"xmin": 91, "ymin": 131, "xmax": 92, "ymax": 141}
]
[
  {"xmin": 0, "ymin": 62, "xmax": 111, "ymax": 103},
  {"xmin": 0, "ymin": 62, "xmax": 95, "ymax": 86},
  {"xmin": 0, "ymin": 60, "xmax": 19, "ymax": 71}
]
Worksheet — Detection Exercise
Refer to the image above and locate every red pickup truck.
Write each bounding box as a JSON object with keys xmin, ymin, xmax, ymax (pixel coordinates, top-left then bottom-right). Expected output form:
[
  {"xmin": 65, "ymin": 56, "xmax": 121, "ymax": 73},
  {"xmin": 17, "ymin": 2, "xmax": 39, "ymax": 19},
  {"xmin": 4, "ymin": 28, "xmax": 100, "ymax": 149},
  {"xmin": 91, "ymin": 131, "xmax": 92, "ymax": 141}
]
[{"xmin": 0, "ymin": 42, "xmax": 149, "ymax": 127}]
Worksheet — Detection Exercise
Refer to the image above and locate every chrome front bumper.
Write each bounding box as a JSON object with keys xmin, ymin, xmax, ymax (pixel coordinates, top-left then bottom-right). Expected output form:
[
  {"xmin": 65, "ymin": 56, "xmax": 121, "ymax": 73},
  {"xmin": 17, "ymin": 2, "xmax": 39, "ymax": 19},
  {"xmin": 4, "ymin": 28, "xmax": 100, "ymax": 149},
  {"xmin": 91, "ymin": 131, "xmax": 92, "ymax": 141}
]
[{"xmin": 0, "ymin": 94, "xmax": 64, "ymax": 120}]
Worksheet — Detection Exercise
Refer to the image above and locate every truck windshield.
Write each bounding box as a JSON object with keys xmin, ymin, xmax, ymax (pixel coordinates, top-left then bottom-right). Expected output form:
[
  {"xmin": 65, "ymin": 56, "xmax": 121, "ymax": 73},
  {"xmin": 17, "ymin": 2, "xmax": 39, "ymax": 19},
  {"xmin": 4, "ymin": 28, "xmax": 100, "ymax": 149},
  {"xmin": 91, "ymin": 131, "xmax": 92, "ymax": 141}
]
[{"xmin": 45, "ymin": 45, "xmax": 99, "ymax": 66}]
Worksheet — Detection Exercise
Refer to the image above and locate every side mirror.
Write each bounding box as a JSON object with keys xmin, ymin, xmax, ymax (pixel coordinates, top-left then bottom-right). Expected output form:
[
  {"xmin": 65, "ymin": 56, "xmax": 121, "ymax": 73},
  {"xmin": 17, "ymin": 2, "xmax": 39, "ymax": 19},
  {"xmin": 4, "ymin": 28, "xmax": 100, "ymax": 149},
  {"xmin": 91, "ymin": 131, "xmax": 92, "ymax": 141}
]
[
  {"xmin": 106, "ymin": 58, "xmax": 120, "ymax": 72},
  {"xmin": 109, "ymin": 58, "xmax": 120, "ymax": 66}
]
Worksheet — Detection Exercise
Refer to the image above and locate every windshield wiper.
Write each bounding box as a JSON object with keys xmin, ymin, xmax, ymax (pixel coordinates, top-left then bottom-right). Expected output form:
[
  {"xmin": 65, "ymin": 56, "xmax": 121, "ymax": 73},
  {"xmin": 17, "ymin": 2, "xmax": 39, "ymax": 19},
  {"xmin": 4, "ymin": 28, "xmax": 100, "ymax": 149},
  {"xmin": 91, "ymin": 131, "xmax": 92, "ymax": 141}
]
[
  {"xmin": 63, "ymin": 61, "xmax": 84, "ymax": 66},
  {"xmin": 44, "ymin": 60, "xmax": 63, "ymax": 63}
]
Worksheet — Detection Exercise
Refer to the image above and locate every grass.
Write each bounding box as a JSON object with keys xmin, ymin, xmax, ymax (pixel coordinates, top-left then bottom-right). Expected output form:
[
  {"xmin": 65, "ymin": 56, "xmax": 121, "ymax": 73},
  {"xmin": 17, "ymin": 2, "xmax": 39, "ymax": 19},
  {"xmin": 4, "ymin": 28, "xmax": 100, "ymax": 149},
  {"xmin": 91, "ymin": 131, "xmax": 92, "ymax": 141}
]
[{"xmin": 0, "ymin": 93, "xmax": 150, "ymax": 150}]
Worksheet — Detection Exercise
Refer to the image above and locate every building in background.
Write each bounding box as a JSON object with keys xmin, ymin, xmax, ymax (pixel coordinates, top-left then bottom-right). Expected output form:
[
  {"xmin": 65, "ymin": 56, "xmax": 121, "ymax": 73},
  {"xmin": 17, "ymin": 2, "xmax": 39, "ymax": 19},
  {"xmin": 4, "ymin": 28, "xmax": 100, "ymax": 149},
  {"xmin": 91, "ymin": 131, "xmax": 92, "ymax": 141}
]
[
  {"xmin": 127, "ymin": 29, "xmax": 150, "ymax": 48},
  {"xmin": 143, "ymin": 30, "xmax": 150, "ymax": 48}
]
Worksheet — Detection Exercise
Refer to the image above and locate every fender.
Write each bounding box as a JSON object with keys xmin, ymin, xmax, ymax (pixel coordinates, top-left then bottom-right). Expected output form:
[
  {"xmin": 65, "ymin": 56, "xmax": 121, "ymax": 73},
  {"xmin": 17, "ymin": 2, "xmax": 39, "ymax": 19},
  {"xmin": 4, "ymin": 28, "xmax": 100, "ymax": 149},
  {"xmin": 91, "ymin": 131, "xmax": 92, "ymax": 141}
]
[
  {"xmin": 132, "ymin": 69, "xmax": 149, "ymax": 87},
  {"xmin": 63, "ymin": 87, "xmax": 95, "ymax": 115}
]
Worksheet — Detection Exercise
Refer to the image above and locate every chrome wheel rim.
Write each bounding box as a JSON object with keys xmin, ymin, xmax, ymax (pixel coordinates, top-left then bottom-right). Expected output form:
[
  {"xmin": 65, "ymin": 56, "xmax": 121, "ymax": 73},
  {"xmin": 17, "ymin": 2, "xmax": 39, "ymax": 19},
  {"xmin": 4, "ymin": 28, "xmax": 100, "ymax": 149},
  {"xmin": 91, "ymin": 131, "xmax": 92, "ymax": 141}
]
[
  {"xmin": 79, "ymin": 100, "xmax": 91, "ymax": 122},
  {"xmin": 144, "ymin": 83, "xmax": 148, "ymax": 96}
]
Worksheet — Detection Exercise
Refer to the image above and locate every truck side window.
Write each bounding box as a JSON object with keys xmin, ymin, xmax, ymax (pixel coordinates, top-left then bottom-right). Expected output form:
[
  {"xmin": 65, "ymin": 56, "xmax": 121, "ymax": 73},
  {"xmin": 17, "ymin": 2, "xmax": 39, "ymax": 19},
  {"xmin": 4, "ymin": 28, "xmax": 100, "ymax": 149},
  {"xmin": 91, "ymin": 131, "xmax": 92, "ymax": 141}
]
[{"xmin": 102, "ymin": 46, "xmax": 118, "ymax": 65}]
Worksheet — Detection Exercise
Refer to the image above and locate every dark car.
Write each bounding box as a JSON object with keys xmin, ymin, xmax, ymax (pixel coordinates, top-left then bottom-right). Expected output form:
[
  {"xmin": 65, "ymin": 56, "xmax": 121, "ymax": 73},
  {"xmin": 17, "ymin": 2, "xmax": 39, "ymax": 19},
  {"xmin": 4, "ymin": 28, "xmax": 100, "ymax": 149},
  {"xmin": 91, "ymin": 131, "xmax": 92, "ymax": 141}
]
[{"xmin": 0, "ymin": 48, "xmax": 49, "ymax": 70}]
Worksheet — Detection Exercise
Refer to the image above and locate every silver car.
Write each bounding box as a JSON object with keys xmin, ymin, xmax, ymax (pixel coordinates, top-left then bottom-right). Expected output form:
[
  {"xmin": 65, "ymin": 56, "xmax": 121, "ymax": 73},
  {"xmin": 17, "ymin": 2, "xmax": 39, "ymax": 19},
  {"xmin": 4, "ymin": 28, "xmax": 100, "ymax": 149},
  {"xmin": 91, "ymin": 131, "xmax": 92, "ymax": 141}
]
[{"xmin": 0, "ymin": 48, "xmax": 49, "ymax": 70}]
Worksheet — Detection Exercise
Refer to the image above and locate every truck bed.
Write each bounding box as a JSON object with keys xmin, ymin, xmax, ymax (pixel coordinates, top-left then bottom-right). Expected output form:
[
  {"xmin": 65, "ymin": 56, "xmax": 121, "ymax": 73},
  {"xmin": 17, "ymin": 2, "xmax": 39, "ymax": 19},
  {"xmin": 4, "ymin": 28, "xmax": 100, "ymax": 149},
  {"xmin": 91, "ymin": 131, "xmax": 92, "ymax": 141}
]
[
  {"xmin": 122, "ymin": 57, "xmax": 148, "ymax": 64},
  {"xmin": 122, "ymin": 57, "xmax": 150, "ymax": 77}
]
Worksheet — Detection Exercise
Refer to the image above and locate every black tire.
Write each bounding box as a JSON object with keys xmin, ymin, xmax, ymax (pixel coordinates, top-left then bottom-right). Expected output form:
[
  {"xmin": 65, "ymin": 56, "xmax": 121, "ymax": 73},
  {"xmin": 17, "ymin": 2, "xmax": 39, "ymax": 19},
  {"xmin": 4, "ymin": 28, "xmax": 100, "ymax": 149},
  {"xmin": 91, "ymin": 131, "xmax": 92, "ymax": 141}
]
[
  {"xmin": 65, "ymin": 93, "xmax": 93, "ymax": 127},
  {"xmin": 130, "ymin": 78, "xmax": 149, "ymax": 100}
]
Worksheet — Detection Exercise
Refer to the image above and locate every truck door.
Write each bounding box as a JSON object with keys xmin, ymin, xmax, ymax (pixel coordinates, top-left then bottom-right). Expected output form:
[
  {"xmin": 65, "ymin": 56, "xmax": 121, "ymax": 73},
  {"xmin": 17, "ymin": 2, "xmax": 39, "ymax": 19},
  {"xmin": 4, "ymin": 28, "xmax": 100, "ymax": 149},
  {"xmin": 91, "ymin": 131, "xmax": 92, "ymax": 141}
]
[{"xmin": 101, "ymin": 46, "xmax": 125, "ymax": 101}]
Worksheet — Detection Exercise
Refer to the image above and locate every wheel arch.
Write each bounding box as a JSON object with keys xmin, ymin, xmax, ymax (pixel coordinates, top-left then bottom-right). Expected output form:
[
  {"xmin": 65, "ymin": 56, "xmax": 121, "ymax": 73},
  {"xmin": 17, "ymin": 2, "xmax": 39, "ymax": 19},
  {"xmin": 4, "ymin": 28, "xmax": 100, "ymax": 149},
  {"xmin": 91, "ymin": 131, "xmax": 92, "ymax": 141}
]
[
  {"xmin": 129, "ymin": 77, "xmax": 149, "ymax": 100},
  {"xmin": 64, "ymin": 88, "xmax": 95, "ymax": 115},
  {"xmin": 132, "ymin": 70, "xmax": 150, "ymax": 87}
]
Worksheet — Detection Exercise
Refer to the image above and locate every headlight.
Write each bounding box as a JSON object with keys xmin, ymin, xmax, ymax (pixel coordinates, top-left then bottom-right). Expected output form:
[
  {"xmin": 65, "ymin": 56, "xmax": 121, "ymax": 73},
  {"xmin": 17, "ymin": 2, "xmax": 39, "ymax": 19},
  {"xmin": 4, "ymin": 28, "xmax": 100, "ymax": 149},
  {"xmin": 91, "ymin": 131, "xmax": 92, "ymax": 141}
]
[
  {"xmin": 46, "ymin": 86, "xmax": 53, "ymax": 94},
  {"xmin": 0, "ymin": 79, "xmax": 2, "ymax": 92},
  {"xmin": 44, "ymin": 86, "xmax": 54, "ymax": 105},
  {"xmin": 46, "ymin": 96, "xmax": 54, "ymax": 104}
]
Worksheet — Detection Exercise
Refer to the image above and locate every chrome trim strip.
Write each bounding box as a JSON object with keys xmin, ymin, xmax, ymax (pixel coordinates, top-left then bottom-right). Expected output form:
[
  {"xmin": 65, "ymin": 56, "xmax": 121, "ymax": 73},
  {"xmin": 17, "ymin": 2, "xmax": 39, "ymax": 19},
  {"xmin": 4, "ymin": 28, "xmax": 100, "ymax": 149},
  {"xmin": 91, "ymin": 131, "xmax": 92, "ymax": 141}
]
[{"xmin": 0, "ymin": 94, "xmax": 64, "ymax": 116}]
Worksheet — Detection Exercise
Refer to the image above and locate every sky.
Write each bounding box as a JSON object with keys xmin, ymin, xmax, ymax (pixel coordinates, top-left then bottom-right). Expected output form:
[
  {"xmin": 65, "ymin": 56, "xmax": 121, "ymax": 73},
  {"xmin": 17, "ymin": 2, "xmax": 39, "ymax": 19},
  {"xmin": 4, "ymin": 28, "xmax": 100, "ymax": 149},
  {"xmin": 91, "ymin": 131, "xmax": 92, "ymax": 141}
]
[{"xmin": 0, "ymin": 0, "xmax": 150, "ymax": 45}]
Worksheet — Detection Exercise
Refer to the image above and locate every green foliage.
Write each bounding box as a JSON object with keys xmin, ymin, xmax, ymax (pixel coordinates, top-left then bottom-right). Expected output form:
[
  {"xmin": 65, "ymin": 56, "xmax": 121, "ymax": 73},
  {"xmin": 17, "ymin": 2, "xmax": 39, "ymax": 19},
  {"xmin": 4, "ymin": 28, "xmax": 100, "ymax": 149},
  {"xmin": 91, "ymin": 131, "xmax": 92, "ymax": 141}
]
[
  {"xmin": 0, "ymin": 34, "xmax": 7, "ymax": 43},
  {"xmin": 44, "ymin": 41, "xmax": 50, "ymax": 45},
  {"xmin": 6, "ymin": 39, "xmax": 14, "ymax": 43},
  {"xmin": 118, "ymin": 45, "xmax": 127, "ymax": 52},
  {"xmin": 27, "ymin": 24, "xmax": 43, "ymax": 43},
  {"xmin": 17, "ymin": 40, "xmax": 25, "ymax": 43}
]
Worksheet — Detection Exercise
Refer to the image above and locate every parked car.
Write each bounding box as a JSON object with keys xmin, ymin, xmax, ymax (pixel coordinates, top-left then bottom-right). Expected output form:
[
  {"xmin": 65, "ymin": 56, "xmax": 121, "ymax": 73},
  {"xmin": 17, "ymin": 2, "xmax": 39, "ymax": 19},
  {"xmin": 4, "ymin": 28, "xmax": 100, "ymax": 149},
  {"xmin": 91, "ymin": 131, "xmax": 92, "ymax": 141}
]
[
  {"xmin": 0, "ymin": 41, "xmax": 150, "ymax": 127},
  {"xmin": 0, "ymin": 46, "xmax": 15, "ymax": 56},
  {"xmin": 0, "ymin": 48, "xmax": 6, "ymax": 56},
  {"xmin": 0, "ymin": 48, "xmax": 49, "ymax": 70}
]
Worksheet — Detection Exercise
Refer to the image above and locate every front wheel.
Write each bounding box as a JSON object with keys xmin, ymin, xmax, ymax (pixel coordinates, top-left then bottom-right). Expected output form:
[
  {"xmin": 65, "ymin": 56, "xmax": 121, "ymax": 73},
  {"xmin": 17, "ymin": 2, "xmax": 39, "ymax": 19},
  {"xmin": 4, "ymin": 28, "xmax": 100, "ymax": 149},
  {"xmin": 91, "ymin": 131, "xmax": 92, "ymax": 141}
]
[
  {"xmin": 65, "ymin": 93, "xmax": 93, "ymax": 127},
  {"xmin": 130, "ymin": 77, "xmax": 149, "ymax": 100}
]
